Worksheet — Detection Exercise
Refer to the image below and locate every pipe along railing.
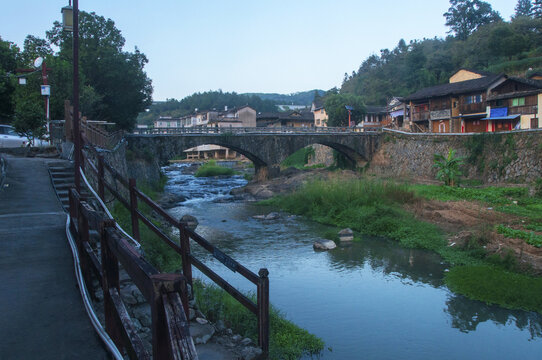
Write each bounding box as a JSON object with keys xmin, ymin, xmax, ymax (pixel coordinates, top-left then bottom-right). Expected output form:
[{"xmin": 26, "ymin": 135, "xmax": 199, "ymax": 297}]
[
  {"xmin": 69, "ymin": 188, "xmax": 197, "ymax": 360},
  {"xmin": 80, "ymin": 150, "xmax": 270, "ymax": 354}
]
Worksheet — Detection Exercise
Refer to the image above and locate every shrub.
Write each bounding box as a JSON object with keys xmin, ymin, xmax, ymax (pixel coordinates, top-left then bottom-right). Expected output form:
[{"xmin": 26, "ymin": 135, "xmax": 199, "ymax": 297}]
[
  {"xmin": 194, "ymin": 160, "xmax": 236, "ymax": 177},
  {"xmin": 433, "ymin": 148, "xmax": 464, "ymax": 186}
]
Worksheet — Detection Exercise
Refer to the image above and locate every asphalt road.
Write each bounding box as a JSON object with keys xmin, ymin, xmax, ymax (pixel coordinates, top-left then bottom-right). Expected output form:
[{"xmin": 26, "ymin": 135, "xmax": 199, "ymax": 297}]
[{"xmin": 0, "ymin": 155, "xmax": 107, "ymax": 359}]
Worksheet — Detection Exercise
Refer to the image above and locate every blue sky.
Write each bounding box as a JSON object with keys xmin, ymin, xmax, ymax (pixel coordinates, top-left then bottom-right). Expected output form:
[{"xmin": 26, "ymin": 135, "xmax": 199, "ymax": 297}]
[{"xmin": 1, "ymin": 1, "xmax": 516, "ymax": 100}]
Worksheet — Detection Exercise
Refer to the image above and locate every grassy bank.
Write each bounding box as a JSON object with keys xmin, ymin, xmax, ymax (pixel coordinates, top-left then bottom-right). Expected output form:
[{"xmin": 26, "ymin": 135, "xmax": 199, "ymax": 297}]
[
  {"xmin": 262, "ymin": 178, "xmax": 542, "ymax": 314},
  {"xmin": 195, "ymin": 160, "xmax": 237, "ymax": 177},
  {"xmin": 194, "ymin": 281, "xmax": 324, "ymax": 360}
]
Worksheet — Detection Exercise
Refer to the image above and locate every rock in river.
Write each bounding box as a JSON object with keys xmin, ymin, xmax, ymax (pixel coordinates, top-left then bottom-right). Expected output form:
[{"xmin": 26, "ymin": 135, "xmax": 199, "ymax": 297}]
[
  {"xmin": 339, "ymin": 228, "xmax": 354, "ymax": 242},
  {"xmin": 313, "ymin": 239, "xmax": 337, "ymax": 250}
]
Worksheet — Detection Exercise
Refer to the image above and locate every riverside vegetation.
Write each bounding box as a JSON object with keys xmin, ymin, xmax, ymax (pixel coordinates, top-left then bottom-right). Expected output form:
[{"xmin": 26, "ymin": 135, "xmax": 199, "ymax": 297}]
[
  {"xmin": 109, "ymin": 179, "xmax": 324, "ymax": 358},
  {"xmin": 261, "ymin": 178, "xmax": 542, "ymax": 315}
]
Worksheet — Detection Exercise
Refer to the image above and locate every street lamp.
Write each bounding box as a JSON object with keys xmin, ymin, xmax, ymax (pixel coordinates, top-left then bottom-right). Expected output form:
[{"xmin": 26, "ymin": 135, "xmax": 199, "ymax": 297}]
[{"xmin": 63, "ymin": 0, "xmax": 80, "ymax": 191}]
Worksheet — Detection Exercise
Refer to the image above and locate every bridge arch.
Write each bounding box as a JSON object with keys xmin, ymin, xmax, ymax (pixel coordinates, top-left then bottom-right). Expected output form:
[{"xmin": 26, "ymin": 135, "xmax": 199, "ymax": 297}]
[{"xmin": 126, "ymin": 132, "xmax": 380, "ymax": 181}]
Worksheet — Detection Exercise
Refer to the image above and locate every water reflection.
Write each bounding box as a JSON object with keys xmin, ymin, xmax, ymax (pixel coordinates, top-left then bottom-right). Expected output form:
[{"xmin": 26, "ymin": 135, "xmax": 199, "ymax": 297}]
[{"xmin": 445, "ymin": 294, "xmax": 542, "ymax": 339}]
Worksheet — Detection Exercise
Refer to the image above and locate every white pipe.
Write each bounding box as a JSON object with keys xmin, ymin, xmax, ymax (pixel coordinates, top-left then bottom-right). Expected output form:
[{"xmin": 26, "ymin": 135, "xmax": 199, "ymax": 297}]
[
  {"xmin": 65, "ymin": 215, "xmax": 124, "ymax": 360},
  {"xmin": 79, "ymin": 167, "xmax": 141, "ymax": 250}
]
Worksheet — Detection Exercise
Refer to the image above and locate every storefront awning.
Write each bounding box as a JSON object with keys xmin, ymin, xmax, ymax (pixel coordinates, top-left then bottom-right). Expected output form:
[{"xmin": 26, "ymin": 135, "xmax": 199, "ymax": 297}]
[{"xmin": 481, "ymin": 114, "xmax": 520, "ymax": 121}]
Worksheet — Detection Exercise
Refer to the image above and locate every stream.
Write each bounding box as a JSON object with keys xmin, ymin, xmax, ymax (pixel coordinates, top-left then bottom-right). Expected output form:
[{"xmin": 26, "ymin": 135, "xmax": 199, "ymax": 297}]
[{"xmin": 163, "ymin": 162, "xmax": 542, "ymax": 359}]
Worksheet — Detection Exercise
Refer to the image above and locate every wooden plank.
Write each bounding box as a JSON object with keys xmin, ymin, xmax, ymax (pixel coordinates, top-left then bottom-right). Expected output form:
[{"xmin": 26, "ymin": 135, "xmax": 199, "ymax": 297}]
[
  {"xmin": 134, "ymin": 188, "xmax": 180, "ymax": 227},
  {"xmin": 163, "ymin": 293, "xmax": 198, "ymax": 360},
  {"xmin": 83, "ymin": 241, "xmax": 103, "ymax": 284},
  {"xmin": 109, "ymin": 288, "xmax": 151, "ymax": 360}
]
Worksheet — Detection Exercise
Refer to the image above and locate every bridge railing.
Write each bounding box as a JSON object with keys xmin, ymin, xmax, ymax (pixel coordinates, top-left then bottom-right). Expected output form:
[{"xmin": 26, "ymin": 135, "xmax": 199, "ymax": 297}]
[
  {"xmin": 133, "ymin": 126, "xmax": 383, "ymax": 135},
  {"xmin": 80, "ymin": 150, "xmax": 270, "ymax": 354},
  {"xmin": 69, "ymin": 188, "xmax": 197, "ymax": 360}
]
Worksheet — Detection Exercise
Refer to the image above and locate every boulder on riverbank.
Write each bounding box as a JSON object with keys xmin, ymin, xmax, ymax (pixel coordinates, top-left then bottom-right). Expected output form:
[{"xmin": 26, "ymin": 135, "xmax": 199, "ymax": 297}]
[
  {"xmin": 313, "ymin": 239, "xmax": 337, "ymax": 250},
  {"xmin": 159, "ymin": 192, "xmax": 187, "ymax": 209}
]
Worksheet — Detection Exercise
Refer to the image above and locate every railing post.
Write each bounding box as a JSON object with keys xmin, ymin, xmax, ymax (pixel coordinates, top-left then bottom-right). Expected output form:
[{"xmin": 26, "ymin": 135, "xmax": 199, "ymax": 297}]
[
  {"xmin": 150, "ymin": 274, "xmax": 185, "ymax": 360},
  {"xmin": 257, "ymin": 268, "xmax": 270, "ymax": 354},
  {"xmin": 129, "ymin": 178, "xmax": 141, "ymax": 242},
  {"xmin": 178, "ymin": 225, "xmax": 193, "ymax": 297},
  {"xmin": 98, "ymin": 155, "xmax": 105, "ymax": 201}
]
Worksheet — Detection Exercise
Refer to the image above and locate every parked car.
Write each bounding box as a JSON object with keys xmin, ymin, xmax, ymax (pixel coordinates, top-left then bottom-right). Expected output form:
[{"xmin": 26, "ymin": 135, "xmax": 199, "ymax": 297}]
[{"xmin": 0, "ymin": 125, "xmax": 49, "ymax": 148}]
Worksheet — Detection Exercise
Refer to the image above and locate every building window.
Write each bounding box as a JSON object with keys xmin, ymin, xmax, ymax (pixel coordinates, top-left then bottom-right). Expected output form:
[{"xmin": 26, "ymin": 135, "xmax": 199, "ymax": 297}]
[
  {"xmin": 320, "ymin": 109, "xmax": 324, "ymax": 114},
  {"xmin": 512, "ymin": 97, "xmax": 525, "ymax": 107},
  {"xmin": 465, "ymin": 95, "xmax": 482, "ymax": 104}
]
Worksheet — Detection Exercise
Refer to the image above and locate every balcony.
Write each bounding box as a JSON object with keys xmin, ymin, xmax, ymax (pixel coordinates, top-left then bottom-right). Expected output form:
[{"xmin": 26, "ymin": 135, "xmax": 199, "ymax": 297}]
[
  {"xmin": 509, "ymin": 105, "xmax": 537, "ymax": 116},
  {"xmin": 412, "ymin": 110, "xmax": 430, "ymax": 122},
  {"xmin": 460, "ymin": 102, "xmax": 486, "ymax": 114}
]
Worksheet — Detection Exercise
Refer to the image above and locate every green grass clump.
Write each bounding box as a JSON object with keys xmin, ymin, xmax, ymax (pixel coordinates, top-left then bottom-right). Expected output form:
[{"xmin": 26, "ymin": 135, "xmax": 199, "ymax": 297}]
[
  {"xmin": 263, "ymin": 179, "xmax": 446, "ymax": 252},
  {"xmin": 496, "ymin": 225, "xmax": 542, "ymax": 248},
  {"xmin": 445, "ymin": 265, "xmax": 542, "ymax": 313},
  {"xmin": 194, "ymin": 160, "xmax": 237, "ymax": 177},
  {"xmin": 193, "ymin": 281, "xmax": 324, "ymax": 360},
  {"xmin": 410, "ymin": 184, "xmax": 527, "ymax": 205}
]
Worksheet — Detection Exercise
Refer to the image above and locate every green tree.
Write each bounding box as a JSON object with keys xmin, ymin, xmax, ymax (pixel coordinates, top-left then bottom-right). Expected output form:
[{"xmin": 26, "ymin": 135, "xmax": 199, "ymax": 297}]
[
  {"xmin": 433, "ymin": 149, "xmax": 465, "ymax": 187},
  {"xmin": 533, "ymin": 0, "xmax": 542, "ymax": 18},
  {"xmin": 0, "ymin": 37, "xmax": 19, "ymax": 122},
  {"xmin": 514, "ymin": 0, "xmax": 533, "ymax": 18},
  {"xmin": 12, "ymin": 90, "xmax": 46, "ymax": 145},
  {"xmin": 46, "ymin": 11, "xmax": 153, "ymax": 130},
  {"xmin": 324, "ymin": 93, "xmax": 365, "ymax": 127},
  {"xmin": 444, "ymin": 0, "xmax": 502, "ymax": 40}
]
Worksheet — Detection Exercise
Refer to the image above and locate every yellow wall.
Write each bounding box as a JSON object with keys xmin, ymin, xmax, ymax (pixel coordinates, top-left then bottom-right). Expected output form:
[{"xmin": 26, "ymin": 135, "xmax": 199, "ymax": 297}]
[
  {"xmin": 449, "ymin": 70, "xmax": 484, "ymax": 83},
  {"xmin": 520, "ymin": 115, "xmax": 532, "ymax": 129},
  {"xmin": 313, "ymin": 109, "xmax": 328, "ymax": 127}
]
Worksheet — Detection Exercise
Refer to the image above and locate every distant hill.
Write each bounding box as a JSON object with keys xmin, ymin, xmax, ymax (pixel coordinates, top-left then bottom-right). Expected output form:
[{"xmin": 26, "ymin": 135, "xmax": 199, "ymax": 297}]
[{"xmin": 242, "ymin": 90, "xmax": 325, "ymax": 106}]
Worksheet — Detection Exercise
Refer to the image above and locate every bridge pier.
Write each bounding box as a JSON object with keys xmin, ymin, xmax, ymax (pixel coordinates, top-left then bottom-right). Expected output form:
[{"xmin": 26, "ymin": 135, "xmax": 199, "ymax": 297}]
[{"xmin": 254, "ymin": 165, "xmax": 280, "ymax": 182}]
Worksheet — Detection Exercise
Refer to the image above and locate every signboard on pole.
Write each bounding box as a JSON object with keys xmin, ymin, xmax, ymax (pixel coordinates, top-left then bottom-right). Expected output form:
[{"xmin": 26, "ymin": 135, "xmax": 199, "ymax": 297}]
[{"xmin": 41, "ymin": 85, "xmax": 51, "ymax": 96}]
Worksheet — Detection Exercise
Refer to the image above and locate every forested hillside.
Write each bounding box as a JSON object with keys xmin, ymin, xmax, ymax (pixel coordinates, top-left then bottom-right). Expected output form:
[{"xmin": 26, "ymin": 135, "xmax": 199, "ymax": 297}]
[
  {"xmin": 341, "ymin": 0, "xmax": 542, "ymax": 105},
  {"xmin": 242, "ymin": 90, "xmax": 325, "ymax": 105}
]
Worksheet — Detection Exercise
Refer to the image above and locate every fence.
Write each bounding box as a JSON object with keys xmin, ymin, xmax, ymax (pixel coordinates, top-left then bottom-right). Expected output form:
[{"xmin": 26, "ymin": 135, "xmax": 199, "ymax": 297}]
[
  {"xmin": 69, "ymin": 188, "xmax": 197, "ymax": 359},
  {"xmin": 80, "ymin": 150, "xmax": 270, "ymax": 353}
]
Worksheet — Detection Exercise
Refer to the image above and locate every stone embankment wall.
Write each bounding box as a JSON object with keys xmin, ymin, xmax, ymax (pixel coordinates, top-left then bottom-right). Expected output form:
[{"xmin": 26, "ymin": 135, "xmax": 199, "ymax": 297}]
[
  {"xmin": 367, "ymin": 130, "xmax": 542, "ymax": 184},
  {"xmin": 307, "ymin": 144, "xmax": 335, "ymax": 167}
]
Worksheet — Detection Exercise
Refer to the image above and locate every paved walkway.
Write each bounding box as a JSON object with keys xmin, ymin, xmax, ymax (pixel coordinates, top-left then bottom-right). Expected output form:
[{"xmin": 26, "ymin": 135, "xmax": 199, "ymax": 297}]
[{"xmin": 0, "ymin": 155, "xmax": 107, "ymax": 359}]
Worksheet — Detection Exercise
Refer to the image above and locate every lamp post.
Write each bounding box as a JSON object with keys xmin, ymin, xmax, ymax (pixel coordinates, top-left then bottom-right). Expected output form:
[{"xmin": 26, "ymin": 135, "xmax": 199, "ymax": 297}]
[{"xmin": 63, "ymin": 0, "xmax": 80, "ymax": 191}]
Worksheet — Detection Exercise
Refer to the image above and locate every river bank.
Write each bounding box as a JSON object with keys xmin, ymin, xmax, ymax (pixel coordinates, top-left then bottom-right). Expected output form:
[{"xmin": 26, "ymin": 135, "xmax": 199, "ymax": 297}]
[{"xmin": 251, "ymin": 167, "xmax": 542, "ymax": 314}]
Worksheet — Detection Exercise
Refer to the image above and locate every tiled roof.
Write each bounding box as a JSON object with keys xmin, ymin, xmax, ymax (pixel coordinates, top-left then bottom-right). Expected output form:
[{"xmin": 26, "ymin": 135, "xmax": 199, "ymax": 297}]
[
  {"xmin": 365, "ymin": 105, "xmax": 387, "ymax": 114},
  {"xmin": 405, "ymin": 74, "xmax": 505, "ymax": 101}
]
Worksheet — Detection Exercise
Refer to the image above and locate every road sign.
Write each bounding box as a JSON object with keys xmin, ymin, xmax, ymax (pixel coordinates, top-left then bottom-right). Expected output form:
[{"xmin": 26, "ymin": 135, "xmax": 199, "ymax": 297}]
[{"xmin": 41, "ymin": 85, "xmax": 51, "ymax": 96}]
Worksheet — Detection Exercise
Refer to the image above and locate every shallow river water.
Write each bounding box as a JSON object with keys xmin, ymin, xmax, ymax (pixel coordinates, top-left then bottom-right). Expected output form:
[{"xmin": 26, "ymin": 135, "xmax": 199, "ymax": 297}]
[{"xmin": 163, "ymin": 163, "xmax": 542, "ymax": 359}]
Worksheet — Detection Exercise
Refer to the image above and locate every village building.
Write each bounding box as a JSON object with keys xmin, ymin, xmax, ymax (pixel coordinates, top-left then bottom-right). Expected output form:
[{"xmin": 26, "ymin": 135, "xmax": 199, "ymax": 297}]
[
  {"xmin": 486, "ymin": 77, "xmax": 542, "ymax": 130},
  {"xmin": 256, "ymin": 110, "xmax": 314, "ymax": 128},
  {"xmin": 356, "ymin": 105, "xmax": 388, "ymax": 131},
  {"xmin": 386, "ymin": 97, "xmax": 409, "ymax": 130},
  {"xmin": 183, "ymin": 144, "xmax": 242, "ymax": 160},
  {"xmin": 311, "ymin": 99, "xmax": 328, "ymax": 127},
  {"xmin": 207, "ymin": 106, "xmax": 257, "ymax": 128},
  {"xmin": 405, "ymin": 69, "xmax": 507, "ymax": 133}
]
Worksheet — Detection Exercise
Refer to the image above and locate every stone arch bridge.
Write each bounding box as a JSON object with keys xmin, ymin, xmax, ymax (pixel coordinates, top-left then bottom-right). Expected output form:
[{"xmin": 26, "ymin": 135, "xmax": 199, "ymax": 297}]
[{"xmin": 126, "ymin": 131, "xmax": 381, "ymax": 181}]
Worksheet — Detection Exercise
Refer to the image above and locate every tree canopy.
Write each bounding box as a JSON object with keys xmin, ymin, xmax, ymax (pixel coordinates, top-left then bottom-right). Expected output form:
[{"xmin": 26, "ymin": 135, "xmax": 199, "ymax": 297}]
[
  {"xmin": 324, "ymin": 93, "xmax": 365, "ymax": 127},
  {"xmin": 0, "ymin": 11, "xmax": 153, "ymax": 133},
  {"xmin": 444, "ymin": 0, "xmax": 502, "ymax": 40},
  {"xmin": 341, "ymin": 11, "xmax": 542, "ymax": 105}
]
